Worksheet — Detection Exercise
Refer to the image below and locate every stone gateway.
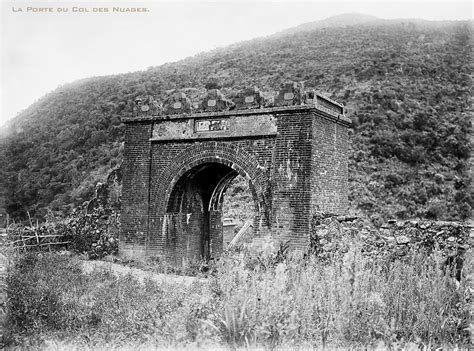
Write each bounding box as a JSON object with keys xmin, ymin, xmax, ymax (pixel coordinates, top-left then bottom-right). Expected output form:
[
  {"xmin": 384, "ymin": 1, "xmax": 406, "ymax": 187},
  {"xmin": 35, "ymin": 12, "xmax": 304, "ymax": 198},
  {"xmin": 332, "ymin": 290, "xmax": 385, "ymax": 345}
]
[{"xmin": 120, "ymin": 85, "xmax": 351, "ymax": 264}]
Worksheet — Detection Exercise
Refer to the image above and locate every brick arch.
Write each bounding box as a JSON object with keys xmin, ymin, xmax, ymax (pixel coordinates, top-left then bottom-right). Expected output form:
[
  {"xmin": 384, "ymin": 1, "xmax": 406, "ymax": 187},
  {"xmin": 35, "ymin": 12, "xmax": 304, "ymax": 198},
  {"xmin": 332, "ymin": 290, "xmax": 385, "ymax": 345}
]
[
  {"xmin": 121, "ymin": 105, "xmax": 352, "ymax": 262},
  {"xmin": 153, "ymin": 142, "xmax": 269, "ymax": 221}
]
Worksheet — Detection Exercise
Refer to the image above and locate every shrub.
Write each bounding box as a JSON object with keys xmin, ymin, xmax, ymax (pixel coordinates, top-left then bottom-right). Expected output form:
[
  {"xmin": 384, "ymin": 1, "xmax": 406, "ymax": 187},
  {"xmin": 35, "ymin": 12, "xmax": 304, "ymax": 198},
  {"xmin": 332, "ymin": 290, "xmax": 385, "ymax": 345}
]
[
  {"xmin": 64, "ymin": 207, "xmax": 119, "ymax": 259},
  {"xmin": 6, "ymin": 207, "xmax": 119, "ymax": 259}
]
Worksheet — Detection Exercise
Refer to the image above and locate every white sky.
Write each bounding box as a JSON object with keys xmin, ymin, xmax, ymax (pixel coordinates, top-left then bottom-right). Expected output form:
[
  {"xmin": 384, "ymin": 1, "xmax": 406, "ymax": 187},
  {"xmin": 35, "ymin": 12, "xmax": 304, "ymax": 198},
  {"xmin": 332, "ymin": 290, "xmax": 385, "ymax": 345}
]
[{"xmin": 0, "ymin": 0, "xmax": 472, "ymax": 127}]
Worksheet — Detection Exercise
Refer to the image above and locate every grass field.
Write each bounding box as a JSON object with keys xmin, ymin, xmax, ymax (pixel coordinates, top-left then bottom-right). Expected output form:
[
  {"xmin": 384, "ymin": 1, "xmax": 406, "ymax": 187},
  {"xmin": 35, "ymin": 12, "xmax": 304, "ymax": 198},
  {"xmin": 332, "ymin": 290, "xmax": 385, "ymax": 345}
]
[{"xmin": 4, "ymin": 237, "xmax": 472, "ymax": 349}]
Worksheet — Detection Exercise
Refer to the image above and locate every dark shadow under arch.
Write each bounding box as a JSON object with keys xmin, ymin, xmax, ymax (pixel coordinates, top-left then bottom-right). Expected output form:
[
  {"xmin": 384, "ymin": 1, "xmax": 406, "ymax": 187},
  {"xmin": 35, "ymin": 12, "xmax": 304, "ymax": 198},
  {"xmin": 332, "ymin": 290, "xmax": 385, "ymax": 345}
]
[
  {"xmin": 149, "ymin": 142, "xmax": 270, "ymax": 263},
  {"xmin": 163, "ymin": 161, "xmax": 259, "ymax": 261},
  {"xmin": 154, "ymin": 142, "xmax": 269, "ymax": 221}
]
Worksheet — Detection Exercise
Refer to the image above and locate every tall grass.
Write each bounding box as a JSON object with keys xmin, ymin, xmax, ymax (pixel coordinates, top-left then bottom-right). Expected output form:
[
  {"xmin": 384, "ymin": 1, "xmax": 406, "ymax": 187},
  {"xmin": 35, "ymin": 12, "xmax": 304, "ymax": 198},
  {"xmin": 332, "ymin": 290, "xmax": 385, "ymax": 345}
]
[
  {"xmin": 5, "ymin": 242, "xmax": 472, "ymax": 349},
  {"xmin": 5, "ymin": 253, "xmax": 211, "ymax": 348},
  {"xmin": 211, "ymin": 244, "xmax": 471, "ymax": 348}
]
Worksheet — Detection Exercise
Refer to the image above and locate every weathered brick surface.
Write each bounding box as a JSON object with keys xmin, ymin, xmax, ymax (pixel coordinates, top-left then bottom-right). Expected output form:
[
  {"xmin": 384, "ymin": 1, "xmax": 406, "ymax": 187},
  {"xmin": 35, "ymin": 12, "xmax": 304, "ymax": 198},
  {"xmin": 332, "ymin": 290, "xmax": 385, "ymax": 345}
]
[
  {"xmin": 311, "ymin": 112, "xmax": 349, "ymax": 216},
  {"xmin": 269, "ymin": 112, "xmax": 313, "ymax": 248},
  {"xmin": 120, "ymin": 122, "xmax": 152, "ymax": 258},
  {"xmin": 120, "ymin": 105, "xmax": 351, "ymax": 263}
]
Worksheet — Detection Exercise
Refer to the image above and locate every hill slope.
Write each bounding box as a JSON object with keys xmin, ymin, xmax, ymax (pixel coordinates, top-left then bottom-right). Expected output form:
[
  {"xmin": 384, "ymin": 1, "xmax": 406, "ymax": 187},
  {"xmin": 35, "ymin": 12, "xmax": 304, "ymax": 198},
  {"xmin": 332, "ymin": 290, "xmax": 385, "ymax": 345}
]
[
  {"xmin": 0, "ymin": 16, "xmax": 472, "ymax": 222},
  {"xmin": 279, "ymin": 13, "xmax": 380, "ymax": 35}
]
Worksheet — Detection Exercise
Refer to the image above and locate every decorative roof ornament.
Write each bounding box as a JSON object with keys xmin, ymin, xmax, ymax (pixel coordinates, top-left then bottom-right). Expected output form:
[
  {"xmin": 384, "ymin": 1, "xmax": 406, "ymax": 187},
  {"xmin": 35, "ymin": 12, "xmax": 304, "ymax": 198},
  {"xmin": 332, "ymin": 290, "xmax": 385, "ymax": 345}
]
[
  {"xmin": 134, "ymin": 96, "xmax": 163, "ymax": 116},
  {"xmin": 163, "ymin": 91, "xmax": 192, "ymax": 114},
  {"xmin": 275, "ymin": 82, "xmax": 305, "ymax": 106},
  {"xmin": 234, "ymin": 87, "xmax": 264, "ymax": 110},
  {"xmin": 125, "ymin": 81, "xmax": 346, "ymax": 119},
  {"xmin": 198, "ymin": 89, "xmax": 235, "ymax": 112},
  {"xmin": 304, "ymin": 90, "xmax": 316, "ymax": 105}
]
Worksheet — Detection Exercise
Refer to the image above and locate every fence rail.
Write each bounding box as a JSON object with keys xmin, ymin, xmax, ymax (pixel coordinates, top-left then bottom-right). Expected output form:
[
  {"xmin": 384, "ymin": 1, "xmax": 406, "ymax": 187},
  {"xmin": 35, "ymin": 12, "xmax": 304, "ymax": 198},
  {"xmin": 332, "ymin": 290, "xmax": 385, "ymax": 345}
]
[{"xmin": 6, "ymin": 226, "xmax": 70, "ymax": 251}]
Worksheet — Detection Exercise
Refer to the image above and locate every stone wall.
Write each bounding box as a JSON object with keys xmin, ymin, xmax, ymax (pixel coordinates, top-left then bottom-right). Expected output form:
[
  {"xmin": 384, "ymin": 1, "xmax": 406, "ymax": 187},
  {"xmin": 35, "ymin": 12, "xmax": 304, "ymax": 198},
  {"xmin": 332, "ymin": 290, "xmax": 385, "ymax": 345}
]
[{"xmin": 310, "ymin": 214, "xmax": 472, "ymax": 261}]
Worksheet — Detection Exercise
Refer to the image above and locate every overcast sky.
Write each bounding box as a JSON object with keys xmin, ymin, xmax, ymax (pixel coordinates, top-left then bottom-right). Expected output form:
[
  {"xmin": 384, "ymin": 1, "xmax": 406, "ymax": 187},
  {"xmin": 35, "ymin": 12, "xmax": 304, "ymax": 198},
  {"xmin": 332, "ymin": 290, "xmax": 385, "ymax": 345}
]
[{"xmin": 0, "ymin": 0, "xmax": 472, "ymax": 127}]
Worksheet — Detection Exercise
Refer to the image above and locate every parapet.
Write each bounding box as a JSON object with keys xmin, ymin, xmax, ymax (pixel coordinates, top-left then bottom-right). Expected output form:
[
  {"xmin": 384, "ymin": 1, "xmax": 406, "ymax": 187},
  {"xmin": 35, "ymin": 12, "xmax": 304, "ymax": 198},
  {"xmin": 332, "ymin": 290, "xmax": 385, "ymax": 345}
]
[{"xmin": 124, "ymin": 82, "xmax": 349, "ymax": 125}]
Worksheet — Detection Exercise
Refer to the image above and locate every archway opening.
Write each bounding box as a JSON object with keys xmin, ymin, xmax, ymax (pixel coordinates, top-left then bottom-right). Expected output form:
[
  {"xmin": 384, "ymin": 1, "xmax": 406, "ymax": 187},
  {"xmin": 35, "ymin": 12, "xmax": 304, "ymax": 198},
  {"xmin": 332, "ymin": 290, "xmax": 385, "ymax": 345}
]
[
  {"xmin": 164, "ymin": 162, "xmax": 257, "ymax": 262},
  {"xmin": 222, "ymin": 175, "xmax": 256, "ymax": 249}
]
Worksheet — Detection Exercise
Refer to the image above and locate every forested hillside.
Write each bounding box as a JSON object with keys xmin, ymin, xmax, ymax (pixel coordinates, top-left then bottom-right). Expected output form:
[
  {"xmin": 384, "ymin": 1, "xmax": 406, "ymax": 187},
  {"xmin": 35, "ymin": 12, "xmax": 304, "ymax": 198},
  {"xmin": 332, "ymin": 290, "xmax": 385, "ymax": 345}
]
[{"xmin": 0, "ymin": 17, "xmax": 472, "ymax": 222}]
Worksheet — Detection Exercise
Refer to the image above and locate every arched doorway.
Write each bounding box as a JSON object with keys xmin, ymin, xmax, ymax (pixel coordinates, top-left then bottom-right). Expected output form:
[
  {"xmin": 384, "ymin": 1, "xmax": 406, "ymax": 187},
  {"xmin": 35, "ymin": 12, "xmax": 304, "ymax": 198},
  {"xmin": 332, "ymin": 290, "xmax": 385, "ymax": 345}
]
[
  {"xmin": 163, "ymin": 162, "xmax": 257, "ymax": 262},
  {"xmin": 222, "ymin": 175, "xmax": 256, "ymax": 249}
]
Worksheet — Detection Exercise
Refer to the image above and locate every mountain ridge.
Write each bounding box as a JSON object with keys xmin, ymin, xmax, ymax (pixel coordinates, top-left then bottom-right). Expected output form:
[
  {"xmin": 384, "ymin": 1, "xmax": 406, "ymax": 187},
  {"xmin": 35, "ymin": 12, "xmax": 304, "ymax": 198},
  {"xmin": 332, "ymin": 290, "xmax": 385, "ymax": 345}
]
[
  {"xmin": 1, "ymin": 13, "xmax": 467, "ymax": 132},
  {"xmin": 0, "ymin": 16, "xmax": 471, "ymax": 223}
]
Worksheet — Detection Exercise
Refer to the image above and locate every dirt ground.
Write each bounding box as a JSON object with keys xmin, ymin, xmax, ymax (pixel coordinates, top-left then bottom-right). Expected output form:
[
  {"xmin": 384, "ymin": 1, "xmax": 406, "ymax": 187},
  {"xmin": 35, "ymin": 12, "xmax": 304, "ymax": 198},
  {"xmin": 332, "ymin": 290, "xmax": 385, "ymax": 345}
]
[{"xmin": 80, "ymin": 259, "xmax": 207, "ymax": 287}]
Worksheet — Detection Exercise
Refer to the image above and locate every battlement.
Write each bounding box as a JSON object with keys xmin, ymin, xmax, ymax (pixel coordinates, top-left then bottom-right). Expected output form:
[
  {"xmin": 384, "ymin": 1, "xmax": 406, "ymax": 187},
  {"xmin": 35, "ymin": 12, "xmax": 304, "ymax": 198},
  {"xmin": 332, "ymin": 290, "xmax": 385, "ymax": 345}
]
[{"xmin": 125, "ymin": 83, "xmax": 349, "ymax": 123}]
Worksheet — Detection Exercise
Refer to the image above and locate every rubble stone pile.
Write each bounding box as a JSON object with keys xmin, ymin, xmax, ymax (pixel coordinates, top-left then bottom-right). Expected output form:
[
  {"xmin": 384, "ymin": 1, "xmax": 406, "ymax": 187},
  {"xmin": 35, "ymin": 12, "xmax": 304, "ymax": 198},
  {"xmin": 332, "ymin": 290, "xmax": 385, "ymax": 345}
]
[{"xmin": 310, "ymin": 213, "xmax": 472, "ymax": 262}]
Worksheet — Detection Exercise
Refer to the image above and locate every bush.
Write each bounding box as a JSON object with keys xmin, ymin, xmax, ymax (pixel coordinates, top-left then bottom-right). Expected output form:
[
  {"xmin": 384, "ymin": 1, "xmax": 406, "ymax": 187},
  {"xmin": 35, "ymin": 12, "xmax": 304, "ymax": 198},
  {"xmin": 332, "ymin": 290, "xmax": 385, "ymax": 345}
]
[
  {"xmin": 64, "ymin": 207, "xmax": 119, "ymax": 259},
  {"xmin": 6, "ymin": 205, "xmax": 119, "ymax": 259}
]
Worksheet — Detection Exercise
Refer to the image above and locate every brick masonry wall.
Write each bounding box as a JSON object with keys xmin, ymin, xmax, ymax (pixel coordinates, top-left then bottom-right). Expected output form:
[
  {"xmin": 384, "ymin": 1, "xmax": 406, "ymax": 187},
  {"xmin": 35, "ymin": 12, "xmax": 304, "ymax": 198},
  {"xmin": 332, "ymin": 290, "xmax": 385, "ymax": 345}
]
[
  {"xmin": 120, "ymin": 107, "xmax": 351, "ymax": 262},
  {"xmin": 311, "ymin": 112, "xmax": 350, "ymax": 216},
  {"xmin": 163, "ymin": 212, "xmax": 207, "ymax": 265},
  {"xmin": 270, "ymin": 112, "xmax": 313, "ymax": 249},
  {"xmin": 120, "ymin": 122, "xmax": 152, "ymax": 258}
]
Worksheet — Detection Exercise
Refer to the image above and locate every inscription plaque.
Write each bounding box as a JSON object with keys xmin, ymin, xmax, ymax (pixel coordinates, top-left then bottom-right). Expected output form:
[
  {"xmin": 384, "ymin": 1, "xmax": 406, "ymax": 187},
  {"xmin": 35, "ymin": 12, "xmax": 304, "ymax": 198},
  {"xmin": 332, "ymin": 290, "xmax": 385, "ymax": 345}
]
[
  {"xmin": 195, "ymin": 119, "xmax": 228, "ymax": 132},
  {"xmin": 284, "ymin": 92, "xmax": 294, "ymax": 100}
]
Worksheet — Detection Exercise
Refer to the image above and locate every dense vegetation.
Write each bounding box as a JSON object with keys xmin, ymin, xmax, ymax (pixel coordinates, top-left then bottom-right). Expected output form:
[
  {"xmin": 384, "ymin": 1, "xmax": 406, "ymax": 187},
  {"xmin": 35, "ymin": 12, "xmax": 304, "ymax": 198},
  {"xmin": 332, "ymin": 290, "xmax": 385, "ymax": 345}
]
[
  {"xmin": 5, "ymin": 242, "xmax": 471, "ymax": 348},
  {"xmin": 0, "ymin": 17, "xmax": 472, "ymax": 222}
]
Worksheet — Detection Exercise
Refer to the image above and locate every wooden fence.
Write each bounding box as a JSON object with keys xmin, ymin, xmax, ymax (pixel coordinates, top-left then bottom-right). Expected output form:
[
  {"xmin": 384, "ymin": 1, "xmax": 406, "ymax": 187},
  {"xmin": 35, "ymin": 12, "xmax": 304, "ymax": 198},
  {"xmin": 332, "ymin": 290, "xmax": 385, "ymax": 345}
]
[{"xmin": 6, "ymin": 226, "xmax": 70, "ymax": 252}]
